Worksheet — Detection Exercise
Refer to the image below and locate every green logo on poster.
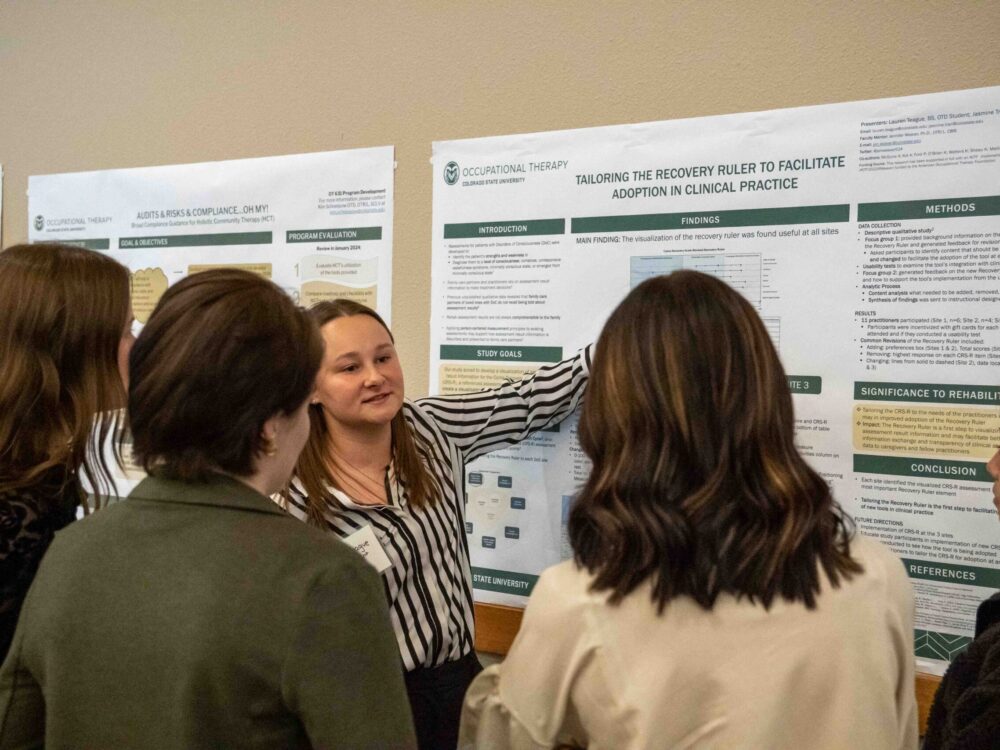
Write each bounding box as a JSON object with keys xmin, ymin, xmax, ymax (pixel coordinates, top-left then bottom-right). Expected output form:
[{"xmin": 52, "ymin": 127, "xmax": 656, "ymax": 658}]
[
  {"xmin": 34, "ymin": 215, "xmax": 44, "ymax": 231},
  {"xmin": 444, "ymin": 161, "xmax": 459, "ymax": 185}
]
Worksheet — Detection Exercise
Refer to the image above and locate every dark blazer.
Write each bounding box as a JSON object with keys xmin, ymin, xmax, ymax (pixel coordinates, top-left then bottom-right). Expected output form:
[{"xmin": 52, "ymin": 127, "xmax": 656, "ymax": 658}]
[
  {"xmin": 924, "ymin": 592, "xmax": 1000, "ymax": 750},
  {"xmin": 0, "ymin": 474, "xmax": 416, "ymax": 749}
]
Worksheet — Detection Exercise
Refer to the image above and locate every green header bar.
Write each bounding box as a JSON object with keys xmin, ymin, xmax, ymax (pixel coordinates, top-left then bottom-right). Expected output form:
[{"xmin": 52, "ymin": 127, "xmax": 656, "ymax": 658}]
[
  {"xmin": 46, "ymin": 238, "xmax": 110, "ymax": 250},
  {"xmin": 853, "ymin": 454, "xmax": 991, "ymax": 482},
  {"xmin": 855, "ymin": 381, "xmax": 1000, "ymax": 406},
  {"xmin": 787, "ymin": 375, "xmax": 822, "ymax": 394},
  {"xmin": 444, "ymin": 219, "xmax": 565, "ymax": 239},
  {"xmin": 440, "ymin": 345, "xmax": 563, "ymax": 363},
  {"xmin": 903, "ymin": 558, "xmax": 1000, "ymax": 589},
  {"xmin": 858, "ymin": 195, "xmax": 1000, "ymax": 222},
  {"xmin": 471, "ymin": 566, "xmax": 538, "ymax": 595},
  {"xmin": 286, "ymin": 226, "xmax": 382, "ymax": 243},
  {"xmin": 572, "ymin": 204, "xmax": 849, "ymax": 234},
  {"xmin": 119, "ymin": 232, "xmax": 272, "ymax": 249}
]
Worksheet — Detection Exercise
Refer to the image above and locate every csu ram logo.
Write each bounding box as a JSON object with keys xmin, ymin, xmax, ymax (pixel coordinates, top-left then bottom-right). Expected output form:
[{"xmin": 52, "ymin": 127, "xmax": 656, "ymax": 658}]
[
  {"xmin": 443, "ymin": 161, "xmax": 459, "ymax": 186},
  {"xmin": 34, "ymin": 215, "xmax": 45, "ymax": 231}
]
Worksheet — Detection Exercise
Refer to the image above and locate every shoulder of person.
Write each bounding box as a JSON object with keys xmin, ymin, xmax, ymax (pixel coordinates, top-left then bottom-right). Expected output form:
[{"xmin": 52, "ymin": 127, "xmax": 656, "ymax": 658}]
[
  {"xmin": 246, "ymin": 510, "xmax": 384, "ymax": 607},
  {"xmin": 272, "ymin": 507, "xmax": 370, "ymax": 569},
  {"xmin": 512, "ymin": 561, "xmax": 608, "ymax": 659},
  {"xmin": 398, "ymin": 399, "xmax": 443, "ymax": 441},
  {"xmin": 0, "ymin": 468, "xmax": 76, "ymax": 510},
  {"xmin": 43, "ymin": 495, "xmax": 127, "ymax": 546},
  {"xmin": 294, "ymin": 543, "xmax": 387, "ymax": 624},
  {"xmin": 845, "ymin": 533, "xmax": 912, "ymax": 590},
  {"xmin": 846, "ymin": 532, "xmax": 893, "ymax": 564},
  {"xmin": 529, "ymin": 560, "xmax": 599, "ymax": 612},
  {"xmin": 975, "ymin": 591, "xmax": 1000, "ymax": 635},
  {"xmin": 400, "ymin": 398, "xmax": 427, "ymax": 422}
]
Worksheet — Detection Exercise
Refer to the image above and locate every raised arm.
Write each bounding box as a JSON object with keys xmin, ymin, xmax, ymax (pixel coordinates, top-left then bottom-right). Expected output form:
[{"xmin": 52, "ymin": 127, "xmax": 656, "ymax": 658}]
[{"xmin": 416, "ymin": 346, "xmax": 592, "ymax": 463}]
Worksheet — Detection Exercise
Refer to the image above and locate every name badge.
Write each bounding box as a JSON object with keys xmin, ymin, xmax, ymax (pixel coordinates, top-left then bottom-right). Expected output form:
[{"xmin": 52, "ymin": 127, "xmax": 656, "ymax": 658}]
[{"xmin": 342, "ymin": 525, "xmax": 393, "ymax": 574}]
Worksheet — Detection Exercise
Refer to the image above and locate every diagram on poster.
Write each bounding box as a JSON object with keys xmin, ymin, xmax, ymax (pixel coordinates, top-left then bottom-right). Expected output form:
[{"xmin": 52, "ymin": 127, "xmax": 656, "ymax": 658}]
[
  {"xmin": 431, "ymin": 87, "xmax": 1000, "ymax": 675},
  {"xmin": 29, "ymin": 146, "xmax": 395, "ymax": 498}
]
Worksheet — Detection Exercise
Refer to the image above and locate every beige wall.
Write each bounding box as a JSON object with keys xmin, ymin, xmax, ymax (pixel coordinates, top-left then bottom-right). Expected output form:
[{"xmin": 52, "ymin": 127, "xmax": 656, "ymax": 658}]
[{"xmin": 2, "ymin": 1, "xmax": 998, "ymax": 396}]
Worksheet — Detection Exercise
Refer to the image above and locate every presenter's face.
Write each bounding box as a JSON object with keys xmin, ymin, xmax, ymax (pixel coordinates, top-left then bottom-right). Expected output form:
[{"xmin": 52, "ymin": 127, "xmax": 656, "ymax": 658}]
[
  {"xmin": 313, "ymin": 315, "xmax": 404, "ymax": 430},
  {"xmin": 988, "ymin": 448, "xmax": 1000, "ymax": 520}
]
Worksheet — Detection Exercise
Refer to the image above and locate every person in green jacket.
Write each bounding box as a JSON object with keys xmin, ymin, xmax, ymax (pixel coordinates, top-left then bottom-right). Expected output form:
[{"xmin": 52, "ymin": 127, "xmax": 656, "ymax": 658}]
[{"xmin": 0, "ymin": 269, "xmax": 416, "ymax": 750}]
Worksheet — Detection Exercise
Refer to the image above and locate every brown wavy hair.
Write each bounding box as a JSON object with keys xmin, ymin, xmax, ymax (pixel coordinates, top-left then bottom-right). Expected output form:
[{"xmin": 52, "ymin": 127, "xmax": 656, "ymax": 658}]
[
  {"xmin": 0, "ymin": 243, "xmax": 129, "ymax": 502},
  {"xmin": 292, "ymin": 299, "xmax": 435, "ymax": 525},
  {"xmin": 128, "ymin": 269, "xmax": 322, "ymax": 481},
  {"xmin": 569, "ymin": 270, "xmax": 861, "ymax": 611}
]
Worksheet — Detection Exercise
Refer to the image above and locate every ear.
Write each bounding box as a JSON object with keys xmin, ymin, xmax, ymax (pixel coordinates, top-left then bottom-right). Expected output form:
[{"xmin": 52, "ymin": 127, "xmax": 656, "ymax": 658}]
[
  {"xmin": 260, "ymin": 414, "xmax": 280, "ymax": 442},
  {"xmin": 309, "ymin": 385, "xmax": 321, "ymax": 405}
]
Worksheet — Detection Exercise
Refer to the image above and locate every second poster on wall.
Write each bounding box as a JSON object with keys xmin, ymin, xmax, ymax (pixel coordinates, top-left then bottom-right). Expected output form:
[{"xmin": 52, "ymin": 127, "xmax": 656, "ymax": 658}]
[
  {"xmin": 28, "ymin": 146, "xmax": 396, "ymax": 496},
  {"xmin": 29, "ymin": 146, "xmax": 396, "ymax": 326}
]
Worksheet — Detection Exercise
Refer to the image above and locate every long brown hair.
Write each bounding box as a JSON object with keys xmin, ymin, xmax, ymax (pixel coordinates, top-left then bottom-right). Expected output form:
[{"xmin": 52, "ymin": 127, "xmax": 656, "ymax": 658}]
[
  {"xmin": 293, "ymin": 299, "xmax": 435, "ymax": 525},
  {"xmin": 128, "ymin": 269, "xmax": 322, "ymax": 481},
  {"xmin": 569, "ymin": 271, "xmax": 861, "ymax": 611},
  {"xmin": 0, "ymin": 243, "xmax": 129, "ymax": 502}
]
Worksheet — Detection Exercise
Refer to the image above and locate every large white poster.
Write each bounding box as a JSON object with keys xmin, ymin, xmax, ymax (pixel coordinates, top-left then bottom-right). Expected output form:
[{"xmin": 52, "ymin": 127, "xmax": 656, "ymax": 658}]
[
  {"xmin": 432, "ymin": 87, "xmax": 1000, "ymax": 675},
  {"xmin": 29, "ymin": 146, "xmax": 395, "ymax": 325}
]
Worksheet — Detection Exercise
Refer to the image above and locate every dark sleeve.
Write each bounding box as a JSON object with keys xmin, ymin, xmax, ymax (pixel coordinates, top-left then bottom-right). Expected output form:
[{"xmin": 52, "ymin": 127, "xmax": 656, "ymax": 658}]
[
  {"xmin": 416, "ymin": 345, "xmax": 592, "ymax": 464},
  {"xmin": 0, "ymin": 492, "xmax": 60, "ymax": 662},
  {"xmin": 975, "ymin": 591, "xmax": 1000, "ymax": 637},
  {"xmin": 923, "ymin": 622, "xmax": 1000, "ymax": 750},
  {"xmin": 0, "ymin": 602, "xmax": 45, "ymax": 749},
  {"xmin": 281, "ymin": 559, "xmax": 416, "ymax": 750}
]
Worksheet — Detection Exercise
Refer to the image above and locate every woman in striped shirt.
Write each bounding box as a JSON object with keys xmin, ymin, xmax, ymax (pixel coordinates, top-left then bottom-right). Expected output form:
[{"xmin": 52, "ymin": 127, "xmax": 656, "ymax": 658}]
[{"xmin": 282, "ymin": 299, "xmax": 590, "ymax": 750}]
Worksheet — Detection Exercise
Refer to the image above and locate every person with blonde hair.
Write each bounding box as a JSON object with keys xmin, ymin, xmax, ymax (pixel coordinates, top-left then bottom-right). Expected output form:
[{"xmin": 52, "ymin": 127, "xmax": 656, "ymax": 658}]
[
  {"xmin": 283, "ymin": 298, "xmax": 590, "ymax": 750},
  {"xmin": 461, "ymin": 270, "xmax": 918, "ymax": 750},
  {"xmin": 0, "ymin": 242, "xmax": 133, "ymax": 663}
]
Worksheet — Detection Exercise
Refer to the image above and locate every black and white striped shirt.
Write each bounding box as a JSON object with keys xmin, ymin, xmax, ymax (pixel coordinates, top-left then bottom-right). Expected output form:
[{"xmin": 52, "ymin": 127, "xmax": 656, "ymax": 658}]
[{"xmin": 282, "ymin": 347, "xmax": 591, "ymax": 671}]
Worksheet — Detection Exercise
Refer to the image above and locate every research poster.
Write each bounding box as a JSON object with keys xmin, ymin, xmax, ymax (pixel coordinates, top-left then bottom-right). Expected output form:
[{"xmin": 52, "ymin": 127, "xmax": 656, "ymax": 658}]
[
  {"xmin": 29, "ymin": 146, "xmax": 395, "ymax": 498},
  {"xmin": 431, "ymin": 87, "xmax": 1000, "ymax": 675},
  {"xmin": 29, "ymin": 146, "xmax": 395, "ymax": 325}
]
